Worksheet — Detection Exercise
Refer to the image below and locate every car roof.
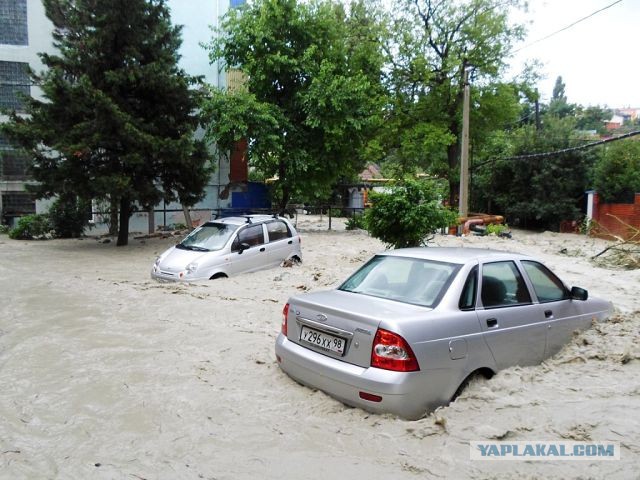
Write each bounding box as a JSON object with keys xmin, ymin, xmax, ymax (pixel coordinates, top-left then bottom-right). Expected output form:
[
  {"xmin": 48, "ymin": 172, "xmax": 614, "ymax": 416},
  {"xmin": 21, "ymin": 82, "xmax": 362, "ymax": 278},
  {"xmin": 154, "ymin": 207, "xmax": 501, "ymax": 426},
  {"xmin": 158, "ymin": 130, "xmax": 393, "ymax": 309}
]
[
  {"xmin": 209, "ymin": 214, "xmax": 285, "ymax": 226},
  {"xmin": 379, "ymin": 247, "xmax": 532, "ymax": 264}
]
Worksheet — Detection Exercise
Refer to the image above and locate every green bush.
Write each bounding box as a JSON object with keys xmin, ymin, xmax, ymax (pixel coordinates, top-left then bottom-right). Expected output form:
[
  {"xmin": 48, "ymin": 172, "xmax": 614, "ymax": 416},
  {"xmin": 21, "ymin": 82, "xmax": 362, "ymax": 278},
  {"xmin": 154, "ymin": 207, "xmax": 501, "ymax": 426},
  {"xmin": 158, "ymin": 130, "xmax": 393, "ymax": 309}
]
[
  {"xmin": 485, "ymin": 223, "xmax": 509, "ymax": 235},
  {"xmin": 0, "ymin": 224, "xmax": 10, "ymax": 235},
  {"xmin": 345, "ymin": 214, "xmax": 366, "ymax": 230},
  {"xmin": 48, "ymin": 195, "xmax": 91, "ymax": 238},
  {"xmin": 9, "ymin": 214, "xmax": 52, "ymax": 240},
  {"xmin": 364, "ymin": 179, "xmax": 457, "ymax": 248}
]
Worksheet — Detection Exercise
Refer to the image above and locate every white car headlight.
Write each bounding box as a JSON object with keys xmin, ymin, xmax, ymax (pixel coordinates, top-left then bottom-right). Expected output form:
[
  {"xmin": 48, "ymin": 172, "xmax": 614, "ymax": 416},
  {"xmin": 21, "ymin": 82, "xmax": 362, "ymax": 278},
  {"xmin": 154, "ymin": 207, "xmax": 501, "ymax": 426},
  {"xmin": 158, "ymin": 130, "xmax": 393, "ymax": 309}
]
[{"xmin": 186, "ymin": 262, "xmax": 198, "ymax": 274}]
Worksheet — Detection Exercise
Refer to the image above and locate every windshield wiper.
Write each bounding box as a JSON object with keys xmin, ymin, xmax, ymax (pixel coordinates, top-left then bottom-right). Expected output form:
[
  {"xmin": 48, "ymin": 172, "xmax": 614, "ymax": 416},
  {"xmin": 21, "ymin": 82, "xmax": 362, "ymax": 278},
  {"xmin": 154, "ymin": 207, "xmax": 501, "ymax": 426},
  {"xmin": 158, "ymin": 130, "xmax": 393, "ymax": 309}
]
[{"xmin": 177, "ymin": 244, "xmax": 209, "ymax": 252}]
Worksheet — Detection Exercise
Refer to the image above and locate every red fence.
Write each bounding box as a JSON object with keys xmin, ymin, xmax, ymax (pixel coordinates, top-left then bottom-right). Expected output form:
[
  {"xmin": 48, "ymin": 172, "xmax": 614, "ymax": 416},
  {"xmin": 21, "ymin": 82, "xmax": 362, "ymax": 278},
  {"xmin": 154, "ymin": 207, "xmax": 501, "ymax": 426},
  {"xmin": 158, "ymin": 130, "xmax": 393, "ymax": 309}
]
[{"xmin": 591, "ymin": 192, "xmax": 640, "ymax": 240}]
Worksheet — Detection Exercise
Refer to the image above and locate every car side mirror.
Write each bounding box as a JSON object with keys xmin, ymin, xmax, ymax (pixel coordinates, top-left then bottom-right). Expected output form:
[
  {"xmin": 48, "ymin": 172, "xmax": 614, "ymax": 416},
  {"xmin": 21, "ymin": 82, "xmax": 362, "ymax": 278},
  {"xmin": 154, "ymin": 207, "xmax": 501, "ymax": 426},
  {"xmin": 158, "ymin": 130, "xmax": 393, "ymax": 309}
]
[
  {"xmin": 238, "ymin": 242, "xmax": 250, "ymax": 254},
  {"xmin": 570, "ymin": 286, "xmax": 588, "ymax": 301}
]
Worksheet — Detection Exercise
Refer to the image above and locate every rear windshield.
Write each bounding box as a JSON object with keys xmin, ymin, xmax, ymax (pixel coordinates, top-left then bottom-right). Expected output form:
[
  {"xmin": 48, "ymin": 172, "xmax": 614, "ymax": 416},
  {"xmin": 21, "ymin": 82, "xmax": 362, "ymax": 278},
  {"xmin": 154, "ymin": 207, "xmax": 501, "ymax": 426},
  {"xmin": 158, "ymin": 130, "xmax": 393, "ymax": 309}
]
[
  {"xmin": 177, "ymin": 222, "xmax": 239, "ymax": 252},
  {"xmin": 339, "ymin": 255, "xmax": 460, "ymax": 308}
]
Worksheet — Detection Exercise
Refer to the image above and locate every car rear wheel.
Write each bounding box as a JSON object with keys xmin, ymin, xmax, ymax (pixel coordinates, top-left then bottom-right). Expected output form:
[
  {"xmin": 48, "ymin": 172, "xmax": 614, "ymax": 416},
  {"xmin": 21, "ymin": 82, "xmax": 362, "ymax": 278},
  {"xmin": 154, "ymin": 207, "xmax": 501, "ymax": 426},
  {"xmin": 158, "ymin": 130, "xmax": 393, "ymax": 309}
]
[
  {"xmin": 451, "ymin": 368, "xmax": 494, "ymax": 402},
  {"xmin": 210, "ymin": 272, "xmax": 228, "ymax": 280}
]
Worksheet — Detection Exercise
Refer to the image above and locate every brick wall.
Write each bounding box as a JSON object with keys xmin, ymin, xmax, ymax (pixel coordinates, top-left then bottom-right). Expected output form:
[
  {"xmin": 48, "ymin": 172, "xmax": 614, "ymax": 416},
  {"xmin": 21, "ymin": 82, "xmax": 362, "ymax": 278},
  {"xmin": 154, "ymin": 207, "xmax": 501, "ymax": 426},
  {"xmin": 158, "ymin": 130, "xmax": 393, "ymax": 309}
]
[{"xmin": 591, "ymin": 192, "xmax": 640, "ymax": 240}]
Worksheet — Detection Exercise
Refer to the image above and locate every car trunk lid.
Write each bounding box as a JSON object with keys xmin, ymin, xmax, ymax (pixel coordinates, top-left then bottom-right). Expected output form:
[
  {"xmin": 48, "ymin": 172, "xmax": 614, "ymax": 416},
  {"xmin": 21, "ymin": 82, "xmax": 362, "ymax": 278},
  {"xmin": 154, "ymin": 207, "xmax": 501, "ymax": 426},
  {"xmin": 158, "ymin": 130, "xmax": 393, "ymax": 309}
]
[{"xmin": 287, "ymin": 290, "xmax": 430, "ymax": 368}]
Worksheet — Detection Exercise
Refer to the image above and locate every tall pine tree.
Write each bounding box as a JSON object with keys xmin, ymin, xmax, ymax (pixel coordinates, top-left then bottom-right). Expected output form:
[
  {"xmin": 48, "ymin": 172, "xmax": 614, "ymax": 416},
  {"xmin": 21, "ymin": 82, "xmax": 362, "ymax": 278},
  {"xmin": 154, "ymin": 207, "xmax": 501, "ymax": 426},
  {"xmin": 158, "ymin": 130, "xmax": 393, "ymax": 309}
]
[{"xmin": 1, "ymin": 0, "xmax": 209, "ymax": 245}]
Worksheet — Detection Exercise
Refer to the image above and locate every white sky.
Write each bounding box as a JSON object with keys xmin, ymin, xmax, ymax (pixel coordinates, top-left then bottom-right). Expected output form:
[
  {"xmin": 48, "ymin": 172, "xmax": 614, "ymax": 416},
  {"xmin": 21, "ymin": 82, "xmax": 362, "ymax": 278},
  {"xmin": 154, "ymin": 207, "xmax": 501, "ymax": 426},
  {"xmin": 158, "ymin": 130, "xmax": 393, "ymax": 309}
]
[{"xmin": 508, "ymin": 0, "xmax": 639, "ymax": 108}]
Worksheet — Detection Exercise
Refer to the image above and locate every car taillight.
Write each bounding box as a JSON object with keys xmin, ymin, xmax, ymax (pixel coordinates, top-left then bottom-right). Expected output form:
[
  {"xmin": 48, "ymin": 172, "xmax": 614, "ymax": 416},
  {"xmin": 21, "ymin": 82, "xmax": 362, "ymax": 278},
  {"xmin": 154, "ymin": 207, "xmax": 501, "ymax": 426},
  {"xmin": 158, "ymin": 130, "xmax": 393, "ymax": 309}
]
[
  {"xmin": 371, "ymin": 328, "xmax": 419, "ymax": 372},
  {"xmin": 282, "ymin": 303, "xmax": 289, "ymax": 336}
]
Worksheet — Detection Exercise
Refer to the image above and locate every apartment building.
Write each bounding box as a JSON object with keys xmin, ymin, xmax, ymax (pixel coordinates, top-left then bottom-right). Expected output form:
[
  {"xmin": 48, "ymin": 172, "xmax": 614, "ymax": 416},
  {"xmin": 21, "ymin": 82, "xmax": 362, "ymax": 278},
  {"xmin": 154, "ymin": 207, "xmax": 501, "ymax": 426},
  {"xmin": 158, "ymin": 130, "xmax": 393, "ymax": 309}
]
[
  {"xmin": 0, "ymin": 0, "xmax": 55, "ymax": 224},
  {"xmin": 1, "ymin": 0, "xmax": 252, "ymax": 230}
]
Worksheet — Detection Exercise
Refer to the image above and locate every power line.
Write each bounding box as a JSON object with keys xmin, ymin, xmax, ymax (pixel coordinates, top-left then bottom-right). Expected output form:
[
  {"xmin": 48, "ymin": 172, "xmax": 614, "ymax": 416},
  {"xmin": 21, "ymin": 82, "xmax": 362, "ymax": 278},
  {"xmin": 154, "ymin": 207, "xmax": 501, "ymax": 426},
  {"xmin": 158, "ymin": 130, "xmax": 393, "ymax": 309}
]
[
  {"xmin": 472, "ymin": 129, "xmax": 640, "ymax": 170},
  {"xmin": 512, "ymin": 0, "xmax": 623, "ymax": 54}
]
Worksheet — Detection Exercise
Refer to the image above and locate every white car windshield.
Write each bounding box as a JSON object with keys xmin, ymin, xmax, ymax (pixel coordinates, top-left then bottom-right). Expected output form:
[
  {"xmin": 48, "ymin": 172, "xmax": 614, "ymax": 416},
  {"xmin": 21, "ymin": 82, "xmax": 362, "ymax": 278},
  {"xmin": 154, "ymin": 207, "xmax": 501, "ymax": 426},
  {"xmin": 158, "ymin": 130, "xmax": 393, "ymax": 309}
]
[
  {"xmin": 177, "ymin": 222, "xmax": 239, "ymax": 252},
  {"xmin": 339, "ymin": 255, "xmax": 460, "ymax": 307}
]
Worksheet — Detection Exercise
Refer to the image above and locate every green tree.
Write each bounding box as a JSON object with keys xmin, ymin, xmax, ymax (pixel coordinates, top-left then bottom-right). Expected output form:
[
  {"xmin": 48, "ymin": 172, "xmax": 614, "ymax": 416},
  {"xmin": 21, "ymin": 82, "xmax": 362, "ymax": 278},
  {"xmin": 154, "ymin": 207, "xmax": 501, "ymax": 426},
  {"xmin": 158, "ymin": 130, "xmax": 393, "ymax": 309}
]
[
  {"xmin": 575, "ymin": 105, "xmax": 612, "ymax": 134},
  {"xmin": 379, "ymin": 0, "xmax": 525, "ymax": 205},
  {"xmin": 364, "ymin": 178, "xmax": 457, "ymax": 248},
  {"xmin": 592, "ymin": 139, "xmax": 640, "ymax": 203},
  {"xmin": 1, "ymin": 0, "xmax": 209, "ymax": 246},
  {"xmin": 203, "ymin": 0, "xmax": 386, "ymax": 210},
  {"xmin": 547, "ymin": 76, "xmax": 575, "ymax": 119},
  {"xmin": 474, "ymin": 117, "xmax": 596, "ymax": 229}
]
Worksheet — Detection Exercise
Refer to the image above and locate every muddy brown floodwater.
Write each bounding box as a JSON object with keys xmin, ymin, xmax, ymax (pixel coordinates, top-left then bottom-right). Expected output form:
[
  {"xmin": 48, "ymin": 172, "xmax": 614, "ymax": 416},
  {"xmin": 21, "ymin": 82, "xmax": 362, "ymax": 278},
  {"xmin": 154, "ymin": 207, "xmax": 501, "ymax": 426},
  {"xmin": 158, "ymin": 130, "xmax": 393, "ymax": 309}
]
[{"xmin": 1, "ymin": 218, "xmax": 638, "ymax": 479}]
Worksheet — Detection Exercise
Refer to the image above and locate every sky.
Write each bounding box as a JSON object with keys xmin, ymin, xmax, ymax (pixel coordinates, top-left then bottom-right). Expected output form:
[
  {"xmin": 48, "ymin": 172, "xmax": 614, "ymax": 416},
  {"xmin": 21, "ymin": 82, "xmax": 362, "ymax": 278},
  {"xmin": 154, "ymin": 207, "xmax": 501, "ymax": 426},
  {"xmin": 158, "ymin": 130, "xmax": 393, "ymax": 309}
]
[{"xmin": 508, "ymin": 0, "xmax": 639, "ymax": 108}]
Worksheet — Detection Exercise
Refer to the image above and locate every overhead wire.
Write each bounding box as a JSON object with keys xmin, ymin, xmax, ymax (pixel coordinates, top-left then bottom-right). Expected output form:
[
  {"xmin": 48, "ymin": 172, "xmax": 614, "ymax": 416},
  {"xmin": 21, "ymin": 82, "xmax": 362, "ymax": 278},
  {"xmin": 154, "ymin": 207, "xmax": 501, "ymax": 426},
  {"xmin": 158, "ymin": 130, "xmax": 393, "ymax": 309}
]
[
  {"xmin": 472, "ymin": 129, "xmax": 640, "ymax": 170},
  {"xmin": 512, "ymin": 0, "xmax": 623, "ymax": 54}
]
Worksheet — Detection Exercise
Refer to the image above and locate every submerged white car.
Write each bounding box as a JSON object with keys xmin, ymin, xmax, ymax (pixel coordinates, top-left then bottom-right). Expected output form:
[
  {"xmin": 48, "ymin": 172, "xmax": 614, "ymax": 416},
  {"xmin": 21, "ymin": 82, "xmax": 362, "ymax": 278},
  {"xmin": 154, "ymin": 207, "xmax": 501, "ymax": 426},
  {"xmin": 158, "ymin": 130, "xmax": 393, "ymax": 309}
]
[
  {"xmin": 275, "ymin": 248, "xmax": 612, "ymax": 419},
  {"xmin": 151, "ymin": 215, "xmax": 302, "ymax": 281}
]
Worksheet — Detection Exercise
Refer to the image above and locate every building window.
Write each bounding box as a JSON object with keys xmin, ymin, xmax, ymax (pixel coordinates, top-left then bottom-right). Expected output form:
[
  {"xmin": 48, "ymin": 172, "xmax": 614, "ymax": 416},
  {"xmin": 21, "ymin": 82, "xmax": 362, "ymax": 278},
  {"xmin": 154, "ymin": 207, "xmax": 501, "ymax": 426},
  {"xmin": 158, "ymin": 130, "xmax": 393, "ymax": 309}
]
[
  {"xmin": 0, "ymin": 151, "xmax": 29, "ymax": 179},
  {"xmin": 0, "ymin": 61, "xmax": 30, "ymax": 112},
  {"xmin": 0, "ymin": 0, "xmax": 28, "ymax": 45},
  {"xmin": 0, "ymin": 134, "xmax": 29, "ymax": 179},
  {"xmin": 1, "ymin": 192, "xmax": 36, "ymax": 216}
]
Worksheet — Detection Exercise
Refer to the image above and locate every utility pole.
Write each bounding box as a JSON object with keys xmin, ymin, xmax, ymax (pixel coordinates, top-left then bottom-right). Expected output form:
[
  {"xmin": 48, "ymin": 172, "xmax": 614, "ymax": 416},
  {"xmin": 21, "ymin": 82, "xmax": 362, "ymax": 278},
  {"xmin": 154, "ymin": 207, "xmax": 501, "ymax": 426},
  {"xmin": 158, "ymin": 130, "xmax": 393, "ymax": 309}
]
[
  {"xmin": 459, "ymin": 68, "xmax": 470, "ymax": 219},
  {"xmin": 535, "ymin": 88, "xmax": 541, "ymax": 131}
]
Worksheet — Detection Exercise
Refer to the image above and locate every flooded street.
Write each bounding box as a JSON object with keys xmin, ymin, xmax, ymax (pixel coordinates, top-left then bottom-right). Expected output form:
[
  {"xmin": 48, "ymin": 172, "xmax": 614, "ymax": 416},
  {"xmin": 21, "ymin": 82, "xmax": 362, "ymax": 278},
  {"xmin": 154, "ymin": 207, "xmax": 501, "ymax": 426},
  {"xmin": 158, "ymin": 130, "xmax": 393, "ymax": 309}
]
[{"xmin": 1, "ymin": 222, "xmax": 638, "ymax": 479}]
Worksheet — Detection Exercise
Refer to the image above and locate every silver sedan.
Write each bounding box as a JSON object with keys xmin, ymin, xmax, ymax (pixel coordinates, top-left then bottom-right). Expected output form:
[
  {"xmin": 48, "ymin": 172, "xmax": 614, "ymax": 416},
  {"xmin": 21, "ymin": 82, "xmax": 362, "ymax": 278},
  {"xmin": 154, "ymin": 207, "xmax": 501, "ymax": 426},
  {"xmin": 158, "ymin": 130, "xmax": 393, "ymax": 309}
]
[{"xmin": 275, "ymin": 248, "xmax": 612, "ymax": 419}]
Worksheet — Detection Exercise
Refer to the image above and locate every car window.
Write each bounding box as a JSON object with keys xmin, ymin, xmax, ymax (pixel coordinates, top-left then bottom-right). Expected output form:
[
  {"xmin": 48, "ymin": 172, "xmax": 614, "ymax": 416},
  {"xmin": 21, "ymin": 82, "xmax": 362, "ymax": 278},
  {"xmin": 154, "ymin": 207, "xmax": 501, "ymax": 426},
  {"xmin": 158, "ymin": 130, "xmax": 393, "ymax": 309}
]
[
  {"xmin": 339, "ymin": 255, "xmax": 460, "ymax": 308},
  {"xmin": 234, "ymin": 224, "xmax": 265, "ymax": 250},
  {"xmin": 266, "ymin": 220, "xmax": 291, "ymax": 242},
  {"xmin": 521, "ymin": 260, "xmax": 569, "ymax": 303},
  {"xmin": 481, "ymin": 261, "xmax": 531, "ymax": 308},
  {"xmin": 459, "ymin": 266, "xmax": 477, "ymax": 310}
]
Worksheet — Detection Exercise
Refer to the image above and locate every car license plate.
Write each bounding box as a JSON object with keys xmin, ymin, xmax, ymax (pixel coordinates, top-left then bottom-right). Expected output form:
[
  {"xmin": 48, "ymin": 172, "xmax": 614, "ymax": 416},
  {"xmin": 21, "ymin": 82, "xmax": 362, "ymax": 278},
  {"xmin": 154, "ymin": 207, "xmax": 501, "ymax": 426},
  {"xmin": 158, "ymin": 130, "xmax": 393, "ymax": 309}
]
[{"xmin": 299, "ymin": 326, "xmax": 346, "ymax": 355}]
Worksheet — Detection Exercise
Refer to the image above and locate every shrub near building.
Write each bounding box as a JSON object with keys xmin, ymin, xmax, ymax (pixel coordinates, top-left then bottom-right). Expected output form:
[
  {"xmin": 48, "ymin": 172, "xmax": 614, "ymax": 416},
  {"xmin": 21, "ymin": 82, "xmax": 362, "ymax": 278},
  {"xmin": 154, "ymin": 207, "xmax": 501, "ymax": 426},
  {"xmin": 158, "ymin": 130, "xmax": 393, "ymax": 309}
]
[
  {"xmin": 364, "ymin": 179, "xmax": 457, "ymax": 248},
  {"xmin": 8, "ymin": 214, "xmax": 51, "ymax": 240}
]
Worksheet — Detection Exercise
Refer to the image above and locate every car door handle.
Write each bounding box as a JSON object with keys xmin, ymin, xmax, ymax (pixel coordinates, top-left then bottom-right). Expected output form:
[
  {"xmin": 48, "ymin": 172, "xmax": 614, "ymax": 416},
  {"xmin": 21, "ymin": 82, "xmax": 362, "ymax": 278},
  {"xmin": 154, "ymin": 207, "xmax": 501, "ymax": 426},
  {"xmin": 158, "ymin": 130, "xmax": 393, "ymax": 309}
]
[
  {"xmin": 486, "ymin": 318, "xmax": 498, "ymax": 328},
  {"xmin": 260, "ymin": 247, "xmax": 266, "ymax": 252},
  {"xmin": 288, "ymin": 240, "xmax": 293, "ymax": 244},
  {"xmin": 544, "ymin": 310, "xmax": 553, "ymax": 318}
]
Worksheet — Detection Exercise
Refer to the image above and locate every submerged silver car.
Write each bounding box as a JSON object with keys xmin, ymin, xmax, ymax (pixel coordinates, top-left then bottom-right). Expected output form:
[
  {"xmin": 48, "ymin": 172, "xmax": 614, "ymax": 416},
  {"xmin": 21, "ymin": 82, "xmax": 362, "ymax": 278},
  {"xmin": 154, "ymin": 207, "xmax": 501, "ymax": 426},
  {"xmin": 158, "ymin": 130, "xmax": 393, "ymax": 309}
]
[
  {"xmin": 151, "ymin": 215, "xmax": 302, "ymax": 281},
  {"xmin": 275, "ymin": 247, "xmax": 612, "ymax": 419}
]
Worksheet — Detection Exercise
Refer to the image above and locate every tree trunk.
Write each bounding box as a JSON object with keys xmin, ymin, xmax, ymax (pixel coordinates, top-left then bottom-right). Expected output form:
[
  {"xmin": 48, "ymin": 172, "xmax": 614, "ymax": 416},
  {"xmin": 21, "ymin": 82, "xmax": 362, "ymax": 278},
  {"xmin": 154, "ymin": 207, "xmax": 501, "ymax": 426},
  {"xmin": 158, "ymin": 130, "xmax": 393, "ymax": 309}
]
[
  {"xmin": 109, "ymin": 196, "xmax": 119, "ymax": 236},
  {"xmin": 182, "ymin": 204, "xmax": 193, "ymax": 229},
  {"xmin": 148, "ymin": 207, "xmax": 155, "ymax": 234},
  {"xmin": 277, "ymin": 159, "xmax": 290, "ymax": 214},
  {"xmin": 116, "ymin": 196, "xmax": 131, "ymax": 246}
]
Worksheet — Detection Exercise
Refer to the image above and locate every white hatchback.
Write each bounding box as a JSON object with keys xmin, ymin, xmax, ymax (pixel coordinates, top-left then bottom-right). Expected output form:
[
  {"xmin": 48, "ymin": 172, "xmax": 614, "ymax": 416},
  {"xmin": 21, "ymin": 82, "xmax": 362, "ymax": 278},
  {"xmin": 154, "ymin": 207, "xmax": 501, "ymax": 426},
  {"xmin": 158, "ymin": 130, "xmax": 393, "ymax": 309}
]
[{"xmin": 151, "ymin": 215, "xmax": 302, "ymax": 281}]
